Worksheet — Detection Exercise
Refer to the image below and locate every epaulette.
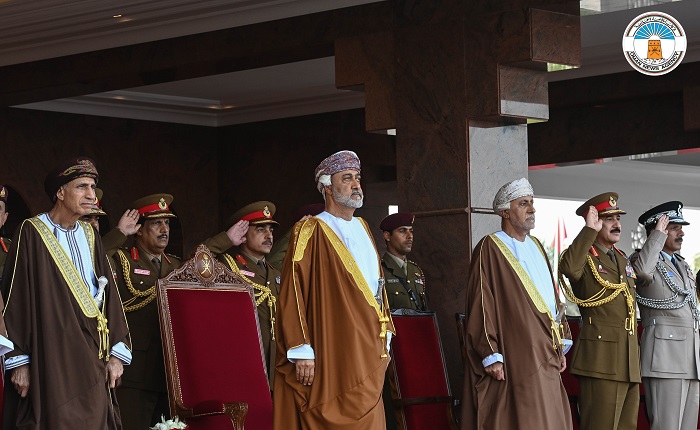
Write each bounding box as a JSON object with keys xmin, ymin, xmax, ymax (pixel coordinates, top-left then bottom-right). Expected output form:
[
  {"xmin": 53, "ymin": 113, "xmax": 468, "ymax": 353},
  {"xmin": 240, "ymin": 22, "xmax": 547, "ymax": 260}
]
[{"xmin": 407, "ymin": 259, "xmax": 423, "ymax": 272}]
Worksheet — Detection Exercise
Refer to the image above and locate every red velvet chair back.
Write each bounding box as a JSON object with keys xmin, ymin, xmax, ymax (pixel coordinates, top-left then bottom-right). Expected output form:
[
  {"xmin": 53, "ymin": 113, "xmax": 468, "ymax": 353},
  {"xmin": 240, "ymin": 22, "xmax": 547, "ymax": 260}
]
[
  {"xmin": 157, "ymin": 245, "xmax": 272, "ymax": 430},
  {"xmin": 388, "ymin": 309, "xmax": 458, "ymax": 430}
]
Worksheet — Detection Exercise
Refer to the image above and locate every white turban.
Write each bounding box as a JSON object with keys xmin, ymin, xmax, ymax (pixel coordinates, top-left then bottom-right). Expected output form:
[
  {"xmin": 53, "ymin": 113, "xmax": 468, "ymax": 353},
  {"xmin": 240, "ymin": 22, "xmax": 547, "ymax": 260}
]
[{"xmin": 492, "ymin": 178, "xmax": 534, "ymax": 213}]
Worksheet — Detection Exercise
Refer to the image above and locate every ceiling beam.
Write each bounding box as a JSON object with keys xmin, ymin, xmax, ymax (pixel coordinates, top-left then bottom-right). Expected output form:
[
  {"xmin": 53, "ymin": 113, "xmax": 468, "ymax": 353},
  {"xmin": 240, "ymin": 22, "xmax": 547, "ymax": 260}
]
[{"xmin": 0, "ymin": 2, "xmax": 392, "ymax": 107}]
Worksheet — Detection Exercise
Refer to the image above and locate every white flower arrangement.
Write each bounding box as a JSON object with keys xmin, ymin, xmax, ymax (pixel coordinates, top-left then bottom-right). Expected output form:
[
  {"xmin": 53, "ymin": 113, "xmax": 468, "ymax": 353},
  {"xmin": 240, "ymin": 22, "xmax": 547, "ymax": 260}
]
[{"xmin": 150, "ymin": 416, "xmax": 187, "ymax": 430}]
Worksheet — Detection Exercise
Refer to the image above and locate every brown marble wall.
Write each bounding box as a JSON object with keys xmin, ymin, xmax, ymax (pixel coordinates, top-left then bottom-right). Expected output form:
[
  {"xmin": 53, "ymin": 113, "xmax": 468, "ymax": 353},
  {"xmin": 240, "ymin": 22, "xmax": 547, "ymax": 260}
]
[
  {"xmin": 0, "ymin": 106, "xmax": 397, "ymax": 256},
  {"xmin": 0, "ymin": 107, "xmax": 219, "ymax": 256}
]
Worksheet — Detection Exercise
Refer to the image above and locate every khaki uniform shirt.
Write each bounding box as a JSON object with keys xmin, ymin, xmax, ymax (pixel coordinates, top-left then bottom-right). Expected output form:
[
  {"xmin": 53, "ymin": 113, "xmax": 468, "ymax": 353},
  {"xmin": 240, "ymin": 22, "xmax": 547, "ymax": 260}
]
[{"xmin": 381, "ymin": 251, "xmax": 426, "ymax": 310}]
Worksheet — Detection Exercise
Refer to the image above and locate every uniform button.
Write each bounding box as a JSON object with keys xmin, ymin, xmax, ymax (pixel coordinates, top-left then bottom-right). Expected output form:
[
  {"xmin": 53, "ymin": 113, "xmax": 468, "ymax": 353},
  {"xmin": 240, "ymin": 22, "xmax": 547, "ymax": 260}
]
[
  {"xmin": 395, "ymin": 292, "xmax": 399, "ymax": 295},
  {"xmin": 598, "ymin": 335, "xmax": 602, "ymax": 339},
  {"xmin": 407, "ymin": 280, "xmax": 411, "ymax": 283},
  {"xmin": 629, "ymin": 331, "xmax": 634, "ymax": 335},
  {"xmin": 139, "ymin": 281, "xmax": 143, "ymax": 284},
  {"xmin": 670, "ymin": 334, "xmax": 673, "ymax": 338}
]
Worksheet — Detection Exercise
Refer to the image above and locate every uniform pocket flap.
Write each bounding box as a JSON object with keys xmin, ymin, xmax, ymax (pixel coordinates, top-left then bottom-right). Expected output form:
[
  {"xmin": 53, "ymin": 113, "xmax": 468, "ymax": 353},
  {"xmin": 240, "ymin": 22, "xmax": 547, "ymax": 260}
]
[{"xmin": 653, "ymin": 326, "xmax": 686, "ymax": 341}]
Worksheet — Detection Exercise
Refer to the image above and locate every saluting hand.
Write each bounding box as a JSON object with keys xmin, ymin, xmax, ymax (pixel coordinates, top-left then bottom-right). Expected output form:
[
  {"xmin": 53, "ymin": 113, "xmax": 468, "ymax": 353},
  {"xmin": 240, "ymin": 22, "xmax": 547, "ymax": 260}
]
[
  {"xmin": 485, "ymin": 362, "xmax": 505, "ymax": 381},
  {"xmin": 117, "ymin": 209, "xmax": 142, "ymax": 236},
  {"xmin": 585, "ymin": 206, "xmax": 603, "ymax": 232},
  {"xmin": 654, "ymin": 214, "xmax": 670, "ymax": 234},
  {"xmin": 227, "ymin": 220, "xmax": 249, "ymax": 246}
]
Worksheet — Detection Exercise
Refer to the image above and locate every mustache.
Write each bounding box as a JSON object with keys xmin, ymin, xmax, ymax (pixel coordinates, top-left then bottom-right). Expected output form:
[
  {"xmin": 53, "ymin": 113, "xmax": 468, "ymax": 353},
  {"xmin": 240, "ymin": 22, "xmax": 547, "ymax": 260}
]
[
  {"xmin": 263, "ymin": 241, "xmax": 273, "ymax": 246},
  {"xmin": 610, "ymin": 228, "xmax": 621, "ymax": 233}
]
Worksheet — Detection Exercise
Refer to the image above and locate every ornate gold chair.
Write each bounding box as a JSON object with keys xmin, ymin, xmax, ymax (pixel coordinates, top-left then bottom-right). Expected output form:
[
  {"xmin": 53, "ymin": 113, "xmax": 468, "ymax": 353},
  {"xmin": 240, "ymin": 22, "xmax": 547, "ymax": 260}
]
[{"xmin": 157, "ymin": 245, "xmax": 273, "ymax": 430}]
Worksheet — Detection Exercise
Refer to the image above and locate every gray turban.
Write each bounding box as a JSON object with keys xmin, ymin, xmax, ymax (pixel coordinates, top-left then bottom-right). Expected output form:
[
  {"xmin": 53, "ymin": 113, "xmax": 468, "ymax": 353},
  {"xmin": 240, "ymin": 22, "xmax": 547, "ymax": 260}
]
[{"xmin": 492, "ymin": 178, "xmax": 534, "ymax": 213}]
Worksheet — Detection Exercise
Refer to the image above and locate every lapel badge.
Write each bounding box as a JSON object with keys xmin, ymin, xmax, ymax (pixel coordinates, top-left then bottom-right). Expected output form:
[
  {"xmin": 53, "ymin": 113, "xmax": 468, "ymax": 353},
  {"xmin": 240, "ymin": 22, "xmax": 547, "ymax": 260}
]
[{"xmin": 598, "ymin": 264, "xmax": 608, "ymax": 274}]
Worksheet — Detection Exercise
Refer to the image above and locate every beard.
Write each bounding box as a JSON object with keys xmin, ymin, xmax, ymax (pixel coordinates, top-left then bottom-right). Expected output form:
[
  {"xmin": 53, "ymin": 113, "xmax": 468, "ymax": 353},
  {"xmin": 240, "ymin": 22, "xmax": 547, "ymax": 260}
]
[{"xmin": 333, "ymin": 189, "xmax": 364, "ymax": 209}]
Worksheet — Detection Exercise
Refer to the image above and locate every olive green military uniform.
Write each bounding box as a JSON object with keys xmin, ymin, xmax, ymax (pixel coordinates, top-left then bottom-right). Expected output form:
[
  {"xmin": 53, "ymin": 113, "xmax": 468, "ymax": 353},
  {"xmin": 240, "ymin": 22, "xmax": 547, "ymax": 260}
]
[
  {"xmin": 204, "ymin": 231, "xmax": 280, "ymax": 386},
  {"xmin": 560, "ymin": 226, "xmax": 641, "ymax": 430},
  {"xmin": 0, "ymin": 237, "xmax": 11, "ymax": 284},
  {"xmin": 109, "ymin": 231, "xmax": 182, "ymax": 429},
  {"xmin": 381, "ymin": 251, "xmax": 427, "ymax": 311}
]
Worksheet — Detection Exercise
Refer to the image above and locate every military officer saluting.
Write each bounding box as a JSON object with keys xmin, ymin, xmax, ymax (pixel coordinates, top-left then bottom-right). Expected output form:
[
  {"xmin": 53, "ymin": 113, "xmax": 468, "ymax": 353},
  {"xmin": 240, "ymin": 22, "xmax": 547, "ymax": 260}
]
[
  {"xmin": 631, "ymin": 201, "xmax": 700, "ymax": 430},
  {"xmin": 204, "ymin": 201, "xmax": 280, "ymax": 384},
  {"xmin": 559, "ymin": 192, "xmax": 641, "ymax": 430},
  {"xmin": 107, "ymin": 194, "xmax": 184, "ymax": 429},
  {"xmin": 0, "ymin": 185, "xmax": 11, "ymax": 283},
  {"xmin": 379, "ymin": 212, "xmax": 427, "ymax": 310}
]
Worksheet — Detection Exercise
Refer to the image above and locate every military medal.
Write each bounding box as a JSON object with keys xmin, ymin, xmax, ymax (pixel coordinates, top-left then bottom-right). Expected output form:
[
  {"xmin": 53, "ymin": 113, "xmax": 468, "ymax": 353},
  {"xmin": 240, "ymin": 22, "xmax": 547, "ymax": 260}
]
[{"xmin": 134, "ymin": 269, "xmax": 150, "ymax": 275}]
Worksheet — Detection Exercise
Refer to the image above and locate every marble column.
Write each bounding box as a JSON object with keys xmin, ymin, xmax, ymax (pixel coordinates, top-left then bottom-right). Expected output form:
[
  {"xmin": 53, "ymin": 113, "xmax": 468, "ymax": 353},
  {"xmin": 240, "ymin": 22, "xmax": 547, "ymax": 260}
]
[{"xmin": 336, "ymin": 0, "xmax": 580, "ymax": 398}]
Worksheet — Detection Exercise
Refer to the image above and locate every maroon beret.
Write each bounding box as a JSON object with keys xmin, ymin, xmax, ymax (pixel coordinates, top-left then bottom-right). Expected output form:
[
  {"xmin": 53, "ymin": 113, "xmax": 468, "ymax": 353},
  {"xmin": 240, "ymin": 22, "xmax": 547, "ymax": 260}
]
[{"xmin": 380, "ymin": 212, "xmax": 415, "ymax": 232}]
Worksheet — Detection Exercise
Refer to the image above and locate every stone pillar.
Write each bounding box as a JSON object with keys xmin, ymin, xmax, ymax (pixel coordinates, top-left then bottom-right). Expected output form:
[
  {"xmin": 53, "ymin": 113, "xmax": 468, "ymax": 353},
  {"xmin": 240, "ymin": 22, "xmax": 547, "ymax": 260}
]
[{"xmin": 336, "ymin": 0, "xmax": 580, "ymax": 397}]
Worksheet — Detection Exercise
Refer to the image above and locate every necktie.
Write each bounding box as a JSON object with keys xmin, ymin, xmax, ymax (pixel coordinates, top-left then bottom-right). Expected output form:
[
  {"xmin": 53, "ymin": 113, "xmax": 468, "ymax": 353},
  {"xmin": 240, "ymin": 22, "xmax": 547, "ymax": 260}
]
[
  {"xmin": 607, "ymin": 249, "xmax": 617, "ymax": 266},
  {"xmin": 152, "ymin": 257, "xmax": 161, "ymax": 273},
  {"xmin": 258, "ymin": 259, "xmax": 268, "ymax": 276},
  {"xmin": 671, "ymin": 256, "xmax": 681, "ymax": 273}
]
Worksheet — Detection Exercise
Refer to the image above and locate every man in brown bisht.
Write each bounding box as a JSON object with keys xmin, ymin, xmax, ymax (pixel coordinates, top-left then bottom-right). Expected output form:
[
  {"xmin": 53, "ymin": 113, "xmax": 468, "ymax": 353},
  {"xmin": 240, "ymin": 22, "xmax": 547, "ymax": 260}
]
[
  {"xmin": 273, "ymin": 150, "xmax": 395, "ymax": 429},
  {"xmin": 2, "ymin": 157, "xmax": 131, "ymax": 430},
  {"xmin": 462, "ymin": 178, "xmax": 572, "ymax": 430}
]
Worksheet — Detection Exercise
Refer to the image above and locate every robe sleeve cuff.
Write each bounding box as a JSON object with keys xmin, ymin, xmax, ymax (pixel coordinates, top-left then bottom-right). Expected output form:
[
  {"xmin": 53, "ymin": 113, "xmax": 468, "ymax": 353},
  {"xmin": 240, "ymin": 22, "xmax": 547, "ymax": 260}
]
[
  {"xmin": 0, "ymin": 334, "xmax": 14, "ymax": 356},
  {"xmin": 287, "ymin": 344, "xmax": 314, "ymax": 362},
  {"xmin": 562, "ymin": 338, "xmax": 573, "ymax": 355},
  {"xmin": 482, "ymin": 353, "xmax": 503, "ymax": 368},
  {"xmin": 111, "ymin": 342, "xmax": 132, "ymax": 365},
  {"xmin": 5, "ymin": 355, "xmax": 29, "ymax": 370}
]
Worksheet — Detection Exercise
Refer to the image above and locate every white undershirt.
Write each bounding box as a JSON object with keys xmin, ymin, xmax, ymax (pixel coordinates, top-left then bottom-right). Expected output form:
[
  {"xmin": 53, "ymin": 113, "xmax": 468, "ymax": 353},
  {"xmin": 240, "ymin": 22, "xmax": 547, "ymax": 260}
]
[{"xmin": 495, "ymin": 231, "xmax": 557, "ymax": 316}]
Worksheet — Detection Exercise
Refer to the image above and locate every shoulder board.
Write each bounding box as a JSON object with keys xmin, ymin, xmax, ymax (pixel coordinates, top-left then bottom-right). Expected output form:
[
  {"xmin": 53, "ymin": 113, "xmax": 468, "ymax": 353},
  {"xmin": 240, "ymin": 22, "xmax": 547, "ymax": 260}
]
[
  {"xmin": 589, "ymin": 246, "xmax": 600, "ymax": 257},
  {"xmin": 407, "ymin": 259, "xmax": 423, "ymax": 271}
]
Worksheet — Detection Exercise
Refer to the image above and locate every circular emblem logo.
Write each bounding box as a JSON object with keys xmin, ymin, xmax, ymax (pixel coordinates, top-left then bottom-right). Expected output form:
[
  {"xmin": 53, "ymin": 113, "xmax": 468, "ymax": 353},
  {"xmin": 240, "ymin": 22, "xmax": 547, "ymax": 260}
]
[
  {"xmin": 622, "ymin": 11, "xmax": 686, "ymax": 76},
  {"xmin": 158, "ymin": 198, "xmax": 167, "ymax": 210}
]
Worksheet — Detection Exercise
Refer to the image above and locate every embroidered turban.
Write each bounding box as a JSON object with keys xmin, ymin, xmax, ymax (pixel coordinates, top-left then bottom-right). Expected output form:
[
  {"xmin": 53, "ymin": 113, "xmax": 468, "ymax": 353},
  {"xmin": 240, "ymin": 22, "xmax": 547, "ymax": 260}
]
[
  {"xmin": 492, "ymin": 178, "xmax": 534, "ymax": 213},
  {"xmin": 44, "ymin": 157, "xmax": 99, "ymax": 200},
  {"xmin": 314, "ymin": 150, "xmax": 361, "ymax": 194}
]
